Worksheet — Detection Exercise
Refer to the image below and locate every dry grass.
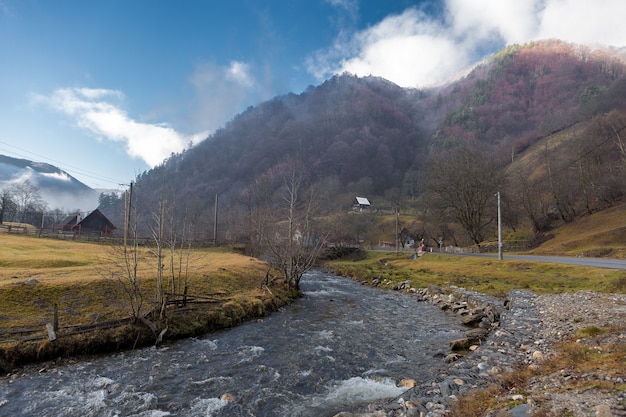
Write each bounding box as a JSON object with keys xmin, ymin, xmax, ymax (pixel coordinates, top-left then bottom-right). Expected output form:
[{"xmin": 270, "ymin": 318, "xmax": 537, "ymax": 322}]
[
  {"xmin": 526, "ymin": 201, "xmax": 626, "ymax": 259},
  {"xmin": 0, "ymin": 234, "xmax": 299, "ymax": 371},
  {"xmin": 327, "ymin": 251, "xmax": 626, "ymax": 297},
  {"xmin": 0, "ymin": 234, "xmax": 282, "ymax": 334}
]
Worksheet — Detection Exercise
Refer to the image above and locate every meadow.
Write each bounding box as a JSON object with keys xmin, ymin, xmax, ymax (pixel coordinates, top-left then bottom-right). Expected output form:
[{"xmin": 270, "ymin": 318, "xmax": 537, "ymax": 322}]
[
  {"xmin": 326, "ymin": 250, "xmax": 626, "ymax": 297},
  {"xmin": 0, "ymin": 233, "xmax": 296, "ymax": 371}
]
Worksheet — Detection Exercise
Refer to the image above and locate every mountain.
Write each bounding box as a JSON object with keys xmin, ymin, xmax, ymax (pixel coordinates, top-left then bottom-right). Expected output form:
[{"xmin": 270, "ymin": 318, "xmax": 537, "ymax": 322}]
[
  {"xmin": 0, "ymin": 155, "xmax": 98, "ymax": 211},
  {"xmin": 106, "ymin": 40, "xmax": 626, "ymax": 242}
]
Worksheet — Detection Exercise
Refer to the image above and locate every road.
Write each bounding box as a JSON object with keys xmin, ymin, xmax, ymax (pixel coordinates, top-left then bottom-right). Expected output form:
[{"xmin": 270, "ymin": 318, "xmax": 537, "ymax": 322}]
[{"xmin": 453, "ymin": 252, "xmax": 626, "ymax": 270}]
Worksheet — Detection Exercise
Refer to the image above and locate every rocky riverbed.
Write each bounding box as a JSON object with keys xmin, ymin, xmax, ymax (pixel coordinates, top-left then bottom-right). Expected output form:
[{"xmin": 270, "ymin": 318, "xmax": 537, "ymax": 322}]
[{"xmin": 335, "ymin": 283, "xmax": 626, "ymax": 417}]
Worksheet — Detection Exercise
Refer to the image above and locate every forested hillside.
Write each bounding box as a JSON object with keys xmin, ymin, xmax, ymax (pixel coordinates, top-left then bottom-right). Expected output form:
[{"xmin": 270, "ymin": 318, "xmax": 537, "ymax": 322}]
[{"xmin": 99, "ymin": 40, "xmax": 626, "ymax": 249}]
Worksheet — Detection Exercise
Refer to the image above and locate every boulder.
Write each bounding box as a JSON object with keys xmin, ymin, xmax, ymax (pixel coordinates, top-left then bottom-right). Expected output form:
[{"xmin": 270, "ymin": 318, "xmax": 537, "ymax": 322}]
[
  {"xmin": 450, "ymin": 337, "xmax": 480, "ymax": 351},
  {"xmin": 464, "ymin": 328, "xmax": 489, "ymax": 339},
  {"xmin": 461, "ymin": 312, "xmax": 485, "ymax": 325}
]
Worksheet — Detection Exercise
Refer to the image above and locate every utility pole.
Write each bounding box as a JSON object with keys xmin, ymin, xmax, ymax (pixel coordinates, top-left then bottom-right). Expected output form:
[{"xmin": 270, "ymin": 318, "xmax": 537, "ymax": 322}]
[
  {"xmin": 395, "ymin": 206, "xmax": 400, "ymax": 253},
  {"xmin": 497, "ymin": 191, "xmax": 503, "ymax": 260},
  {"xmin": 213, "ymin": 193, "xmax": 218, "ymax": 246},
  {"xmin": 124, "ymin": 182, "xmax": 133, "ymax": 249}
]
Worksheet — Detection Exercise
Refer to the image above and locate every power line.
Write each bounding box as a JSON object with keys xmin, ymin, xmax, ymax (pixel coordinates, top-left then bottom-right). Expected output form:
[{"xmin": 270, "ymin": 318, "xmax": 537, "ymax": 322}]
[{"xmin": 0, "ymin": 141, "xmax": 129, "ymax": 186}]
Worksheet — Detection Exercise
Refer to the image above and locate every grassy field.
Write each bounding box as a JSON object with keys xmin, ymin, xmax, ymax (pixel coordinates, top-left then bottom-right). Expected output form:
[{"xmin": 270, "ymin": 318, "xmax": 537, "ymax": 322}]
[
  {"xmin": 326, "ymin": 250, "xmax": 626, "ymax": 297},
  {"xmin": 0, "ymin": 233, "xmax": 296, "ymax": 371}
]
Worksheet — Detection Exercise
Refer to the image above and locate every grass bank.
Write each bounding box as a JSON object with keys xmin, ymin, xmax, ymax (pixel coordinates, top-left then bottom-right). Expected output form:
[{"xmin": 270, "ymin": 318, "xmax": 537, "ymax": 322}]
[
  {"xmin": 325, "ymin": 251, "xmax": 626, "ymax": 297},
  {"xmin": 0, "ymin": 234, "xmax": 297, "ymax": 373}
]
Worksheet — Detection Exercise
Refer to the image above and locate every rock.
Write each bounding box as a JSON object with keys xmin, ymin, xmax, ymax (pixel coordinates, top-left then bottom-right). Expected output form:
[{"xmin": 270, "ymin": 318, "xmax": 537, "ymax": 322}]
[
  {"xmin": 461, "ymin": 312, "xmax": 485, "ymax": 325},
  {"xmin": 465, "ymin": 328, "xmax": 489, "ymax": 339},
  {"xmin": 450, "ymin": 337, "xmax": 479, "ymax": 351},
  {"xmin": 594, "ymin": 404, "xmax": 612, "ymax": 417},
  {"xmin": 439, "ymin": 381, "xmax": 451, "ymax": 398},
  {"xmin": 451, "ymin": 303, "xmax": 467, "ymax": 313},
  {"xmin": 445, "ymin": 353, "xmax": 462, "ymax": 363},
  {"xmin": 399, "ymin": 378, "xmax": 417, "ymax": 388},
  {"xmin": 508, "ymin": 403, "xmax": 532, "ymax": 417},
  {"xmin": 220, "ymin": 393, "xmax": 235, "ymax": 402}
]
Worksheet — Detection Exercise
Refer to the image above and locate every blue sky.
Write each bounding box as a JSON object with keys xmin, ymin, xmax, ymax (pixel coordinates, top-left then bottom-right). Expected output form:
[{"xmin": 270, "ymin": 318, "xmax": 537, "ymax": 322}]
[{"xmin": 1, "ymin": 0, "xmax": 625, "ymax": 191}]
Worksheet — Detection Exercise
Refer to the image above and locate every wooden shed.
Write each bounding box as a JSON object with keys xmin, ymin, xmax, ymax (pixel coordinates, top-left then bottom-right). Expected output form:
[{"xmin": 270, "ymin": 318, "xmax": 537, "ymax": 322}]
[{"xmin": 77, "ymin": 209, "xmax": 116, "ymax": 236}]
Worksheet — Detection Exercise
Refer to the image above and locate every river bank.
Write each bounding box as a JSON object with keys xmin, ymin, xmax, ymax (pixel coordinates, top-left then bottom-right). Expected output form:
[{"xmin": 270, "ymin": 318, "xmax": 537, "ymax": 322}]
[
  {"xmin": 0, "ymin": 281, "xmax": 299, "ymax": 374},
  {"xmin": 336, "ymin": 284, "xmax": 626, "ymax": 417}
]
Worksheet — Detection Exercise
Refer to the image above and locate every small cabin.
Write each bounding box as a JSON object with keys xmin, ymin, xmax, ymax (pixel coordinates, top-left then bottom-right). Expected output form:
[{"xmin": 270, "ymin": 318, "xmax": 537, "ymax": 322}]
[
  {"xmin": 353, "ymin": 197, "xmax": 371, "ymax": 212},
  {"xmin": 78, "ymin": 209, "xmax": 116, "ymax": 236},
  {"xmin": 54, "ymin": 209, "xmax": 116, "ymax": 237}
]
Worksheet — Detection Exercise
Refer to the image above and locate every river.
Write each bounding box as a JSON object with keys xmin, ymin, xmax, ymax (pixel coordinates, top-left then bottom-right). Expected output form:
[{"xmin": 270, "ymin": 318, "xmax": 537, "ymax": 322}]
[{"xmin": 0, "ymin": 270, "xmax": 467, "ymax": 417}]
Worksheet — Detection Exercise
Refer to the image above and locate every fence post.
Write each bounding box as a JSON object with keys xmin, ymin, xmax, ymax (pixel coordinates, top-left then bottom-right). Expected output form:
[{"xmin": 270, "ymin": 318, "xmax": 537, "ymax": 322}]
[{"xmin": 53, "ymin": 303, "xmax": 59, "ymax": 332}]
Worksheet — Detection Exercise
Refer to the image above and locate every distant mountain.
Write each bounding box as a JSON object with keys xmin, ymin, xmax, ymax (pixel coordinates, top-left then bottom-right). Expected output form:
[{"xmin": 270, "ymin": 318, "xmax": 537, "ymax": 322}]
[
  {"xmin": 0, "ymin": 155, "xmax": 98, "ymax": 210},
  {"xmin": 106, "ymin": 40, "xmax": 626, "ymax": 239}
]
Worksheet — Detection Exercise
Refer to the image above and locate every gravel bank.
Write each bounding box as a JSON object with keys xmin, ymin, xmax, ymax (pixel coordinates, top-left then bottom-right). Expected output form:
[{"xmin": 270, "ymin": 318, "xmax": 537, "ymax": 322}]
[{"xmin": 336, "ymin": 288, "xmax": 626, "ymax": 417}]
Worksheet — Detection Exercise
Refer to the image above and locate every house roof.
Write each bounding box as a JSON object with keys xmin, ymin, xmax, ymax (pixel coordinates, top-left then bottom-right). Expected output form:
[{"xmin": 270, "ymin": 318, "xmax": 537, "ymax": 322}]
[
  {"xmin": 60, "ymin": 214, "xmax": 80, "ymax": 225},
  {"xmin": 78, "ymin": 209, "xmax": 116, "ymax": 230},
  {"xmin": 355, "ymin": 197, "xmax": 370, "ymax": 206}
]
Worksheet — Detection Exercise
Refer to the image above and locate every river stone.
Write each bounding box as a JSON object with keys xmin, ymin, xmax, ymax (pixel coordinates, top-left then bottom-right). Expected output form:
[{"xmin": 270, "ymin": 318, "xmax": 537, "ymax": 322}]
[
  {"xmin": 450, "ymin": 337, "xmax": 479, "ymax": 351},
  {"xmin": 465, "ymin": 328, "xmax": 489, "ymax": 339},
  {"xmin": 445, "ymin": 353, "xmax": 462, "ymax": 363},
  {"xmin": 461, "ymin": 312, "xmax": 485, "ymax": 325},
  {"xmin": 220, "ymin": 393, "xmax": 235, "ymax": 402},
  {"xmin": 508, "ymin": 403, "xmax": 532, "ymax": 417},
  {"xmin": 594, "ymin": 404, "xmax": 612, "ymax": 417},
  {"xmin": 399, "ymin": 378, "xmax": 417, "ymax": 388}
]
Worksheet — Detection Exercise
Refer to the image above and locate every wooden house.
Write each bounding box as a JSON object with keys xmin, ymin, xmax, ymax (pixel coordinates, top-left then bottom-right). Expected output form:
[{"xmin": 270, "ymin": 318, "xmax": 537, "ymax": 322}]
[
  {"xmin": 78, "ymin": 209, "xmax": 116, "ymax": 236},
  {"xmin": 54, "ymin": 209, "xmax": 115, "ymax": 236}
]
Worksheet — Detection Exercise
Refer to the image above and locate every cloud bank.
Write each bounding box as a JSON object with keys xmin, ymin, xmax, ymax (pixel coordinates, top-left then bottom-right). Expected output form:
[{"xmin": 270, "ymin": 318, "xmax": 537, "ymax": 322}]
[
  {"xmin": 35, "ymin": 88, "xmax": 208, "ymax": 167},
  {"xmin": 310, "ymin": 0, "xmax": 626, "ymax": 87}
]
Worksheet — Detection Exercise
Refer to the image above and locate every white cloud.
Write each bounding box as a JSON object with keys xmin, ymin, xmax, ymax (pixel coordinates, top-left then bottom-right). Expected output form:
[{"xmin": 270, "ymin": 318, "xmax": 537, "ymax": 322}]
[
  {"xmin": 187, "ymin": 61, "xmax": 260, "ymax": 133},
  {"xmin": 308, "ymin": 0, "xmax": 626, "ymax": 88},
  {"xmin": 537, "ymin": 0, "xmax": 626, "ymax": 46},
  {"xmin": 337, "ymin": 8, "xmax": 467, "ymax": 87},
  {"xmin": 35, "ymin": 87, "xmax": 207, "ymax": 167},
  {"xmin": 226, "ymin": 61, "xmax": 254, "ymax": 87}
]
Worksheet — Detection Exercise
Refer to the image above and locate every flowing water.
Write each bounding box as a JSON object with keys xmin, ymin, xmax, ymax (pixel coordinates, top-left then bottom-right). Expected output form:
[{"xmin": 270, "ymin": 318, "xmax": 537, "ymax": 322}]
[{"xmin": 0, "ymin": 270, "xmax": 466, "ymax": 417}]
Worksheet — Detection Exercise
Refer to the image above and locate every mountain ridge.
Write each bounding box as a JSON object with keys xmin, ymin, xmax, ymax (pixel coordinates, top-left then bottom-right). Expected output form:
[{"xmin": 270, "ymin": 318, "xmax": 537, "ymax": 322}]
[
  {"xmin": 0, "ymin": 154, "xmax": 98, "ymax": 211},
  {"xmin": 130, "ymin": 41, "xmax": 626, "ymax": 205}
]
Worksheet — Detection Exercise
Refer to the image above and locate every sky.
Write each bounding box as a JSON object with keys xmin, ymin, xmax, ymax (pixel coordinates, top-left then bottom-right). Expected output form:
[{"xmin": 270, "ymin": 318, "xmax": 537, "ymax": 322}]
[{"xmin": 1, "ymin": 0, "xmax": 626, "ymax": 191}]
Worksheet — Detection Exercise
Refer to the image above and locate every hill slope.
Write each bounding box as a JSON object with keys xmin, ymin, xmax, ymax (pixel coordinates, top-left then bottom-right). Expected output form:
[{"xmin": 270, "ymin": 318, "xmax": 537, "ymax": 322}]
[{"xmin": 103, "ymin": 40, "xmax": 626, "ymax": 245}]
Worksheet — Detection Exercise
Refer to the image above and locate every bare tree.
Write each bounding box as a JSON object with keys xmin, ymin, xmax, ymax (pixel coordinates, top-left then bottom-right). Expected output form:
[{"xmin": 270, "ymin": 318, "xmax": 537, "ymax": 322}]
[
  {"xmin": 425, "ymin": 144, "xmax": 506, "ymax": 246},
  {"xmin": 9, "ymin": 180, "xmax": 45, "ymax": 223},
  {"xmin": 148, "ymin": 197, "xmax": 167, "ymax": 318},
  {"xmin": 98, "ymin": 184, "xmax": 144, "ymax": 320},
  {"xmin": 0, "ymin": 189, "xmax": 16, "ymax": 224},
  {"xmin": 254, "ymin": 164, "xmax": 325, "ymax": 290}
]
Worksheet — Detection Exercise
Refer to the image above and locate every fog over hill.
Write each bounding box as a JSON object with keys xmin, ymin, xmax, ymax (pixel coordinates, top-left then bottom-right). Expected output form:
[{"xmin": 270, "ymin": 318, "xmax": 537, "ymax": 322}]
[
  {"xmin": 124, "ymin": 41, "xmax": 626, "ymax": 210},
  {"xmin": 0, "ymin": 155, "xmax": 99, "ymax": 211}
]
